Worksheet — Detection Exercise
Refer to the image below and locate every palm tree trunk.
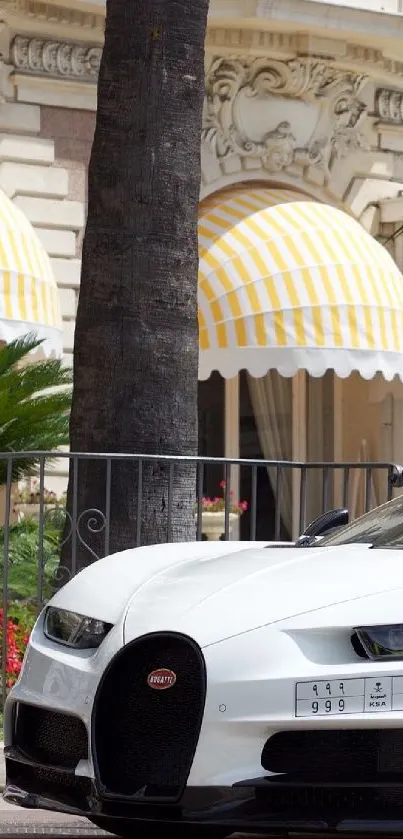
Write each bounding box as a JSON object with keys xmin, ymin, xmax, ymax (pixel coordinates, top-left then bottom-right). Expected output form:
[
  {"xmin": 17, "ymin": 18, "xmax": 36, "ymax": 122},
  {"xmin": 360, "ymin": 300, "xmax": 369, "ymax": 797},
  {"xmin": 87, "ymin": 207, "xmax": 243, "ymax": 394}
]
[{"xmin": 59, "ymin": 0, "xmax": 208, "ymax": 579}]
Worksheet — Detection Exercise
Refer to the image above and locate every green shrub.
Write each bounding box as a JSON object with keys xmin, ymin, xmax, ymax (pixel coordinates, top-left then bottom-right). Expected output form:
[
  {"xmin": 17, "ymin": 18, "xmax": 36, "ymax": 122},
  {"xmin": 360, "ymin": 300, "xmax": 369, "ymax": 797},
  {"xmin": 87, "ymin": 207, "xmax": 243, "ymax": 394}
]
[{"xmin": 0, "ymin": 515, "xmax": 62, "ymax": 605}]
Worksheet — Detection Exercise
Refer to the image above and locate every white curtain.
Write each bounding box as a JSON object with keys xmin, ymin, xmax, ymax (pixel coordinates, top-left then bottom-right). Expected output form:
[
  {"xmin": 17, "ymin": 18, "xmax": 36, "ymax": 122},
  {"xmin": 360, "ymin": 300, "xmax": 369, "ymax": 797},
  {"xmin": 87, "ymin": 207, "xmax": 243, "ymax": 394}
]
[{"xmin": 247, "ymin": 371, "xmax": 293, "ymax": 536}]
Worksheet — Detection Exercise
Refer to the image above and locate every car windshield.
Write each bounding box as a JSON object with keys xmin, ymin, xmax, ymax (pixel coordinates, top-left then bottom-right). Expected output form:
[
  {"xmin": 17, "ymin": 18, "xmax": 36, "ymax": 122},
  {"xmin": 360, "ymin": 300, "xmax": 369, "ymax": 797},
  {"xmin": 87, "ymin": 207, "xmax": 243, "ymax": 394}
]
[{"xmin": 310, "ymin": 494, "xmax": 403, "ymax": 549}]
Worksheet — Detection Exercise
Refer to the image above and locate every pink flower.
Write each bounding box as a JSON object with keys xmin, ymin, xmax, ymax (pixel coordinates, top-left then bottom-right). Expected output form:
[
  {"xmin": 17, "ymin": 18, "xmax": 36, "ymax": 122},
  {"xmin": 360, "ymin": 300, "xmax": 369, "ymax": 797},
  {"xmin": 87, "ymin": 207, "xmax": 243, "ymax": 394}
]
[{"xmin": 219, "ymin": 480, "xmax": 226, "ymax": 489}]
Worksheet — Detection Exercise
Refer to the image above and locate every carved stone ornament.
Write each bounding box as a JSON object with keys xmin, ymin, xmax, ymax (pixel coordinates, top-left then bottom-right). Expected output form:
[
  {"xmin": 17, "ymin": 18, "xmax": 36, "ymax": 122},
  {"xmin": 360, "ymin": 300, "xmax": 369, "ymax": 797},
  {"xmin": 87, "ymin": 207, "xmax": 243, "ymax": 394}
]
[
  {"xmin": 202, "ymin": 57, "xmax": 370, "ymax": 175},
  {"xmin": 11, "ymin": 35, "xmax": 102, "ymax": 82},
  {"xmin": 376, "ymin": 89, "xmax": 403, "ymax": 124}
]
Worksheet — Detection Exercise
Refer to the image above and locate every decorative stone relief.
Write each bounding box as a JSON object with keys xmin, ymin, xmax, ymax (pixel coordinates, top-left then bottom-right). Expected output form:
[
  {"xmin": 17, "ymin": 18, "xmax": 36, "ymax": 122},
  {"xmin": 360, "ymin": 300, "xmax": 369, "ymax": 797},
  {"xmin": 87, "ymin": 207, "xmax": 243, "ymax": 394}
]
[
  {"xmin": 0, "ymin": 23, "xmax": 11, "ymax": 104},
  {"xmin": 11, "ymin": 36, "xmax": 102, "ymax": 81},
  {"xmin": 376, "ymin": 89, "xmax": 403, "ymax": 124},
  {"xmin": 202, "ymin": 57, "xmax": 370, "ymax": 177}
]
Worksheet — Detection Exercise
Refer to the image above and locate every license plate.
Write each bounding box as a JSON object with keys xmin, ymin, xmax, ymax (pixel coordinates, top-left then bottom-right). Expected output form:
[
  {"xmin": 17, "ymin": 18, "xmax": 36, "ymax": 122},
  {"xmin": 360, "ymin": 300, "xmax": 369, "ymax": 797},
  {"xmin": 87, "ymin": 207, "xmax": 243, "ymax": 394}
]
[{"xmin": 295, "ymin": 676, "xmax": 403, "ymax": 717}]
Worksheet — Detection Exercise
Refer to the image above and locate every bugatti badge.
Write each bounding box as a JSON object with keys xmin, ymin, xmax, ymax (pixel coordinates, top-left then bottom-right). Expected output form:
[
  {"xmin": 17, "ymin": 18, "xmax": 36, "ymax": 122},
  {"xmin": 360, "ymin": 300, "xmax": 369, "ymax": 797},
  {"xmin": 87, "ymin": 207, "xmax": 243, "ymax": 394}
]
[{"xmin": 147, "ymin": 668, "xmax": 177, "ymax": 690}]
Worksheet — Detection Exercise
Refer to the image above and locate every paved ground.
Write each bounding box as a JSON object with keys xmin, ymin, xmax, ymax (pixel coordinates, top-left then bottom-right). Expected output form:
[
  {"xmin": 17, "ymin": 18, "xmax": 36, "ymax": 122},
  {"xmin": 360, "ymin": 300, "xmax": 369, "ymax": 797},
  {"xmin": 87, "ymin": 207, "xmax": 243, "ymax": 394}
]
[
  {"xmin": 0, "ymin": 799, "xmax": 107, "ymax": 838},
  {"xmin": 0, "ymin": 794, "xmax": 108, "ymax": 837},
  {"xmin": 0, "ymin": 744, "xmax": 108, "ymax": 837},
  {"xmin": 0, "ymin": 799, "xmax": 106, "ymax": 834}
]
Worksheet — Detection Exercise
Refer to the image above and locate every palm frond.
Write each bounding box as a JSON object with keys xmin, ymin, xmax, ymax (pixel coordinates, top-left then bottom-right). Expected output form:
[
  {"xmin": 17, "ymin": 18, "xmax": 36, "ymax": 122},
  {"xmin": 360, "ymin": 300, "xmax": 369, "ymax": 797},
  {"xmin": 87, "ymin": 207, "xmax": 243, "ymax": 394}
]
[
  {"xmin": 0, "ymin": 335, "xmax": 72, "ymax": 485},
  {"xmin": 0, "ymin": 362, "xmax": 72, "ymax": 406},
  {"xmin": 0, "ymin": 393, "xmax": 71, "ymax": 429},
  {"xmin": 0, "ymin": 333, "xmax": 44, "ymax": 376}
]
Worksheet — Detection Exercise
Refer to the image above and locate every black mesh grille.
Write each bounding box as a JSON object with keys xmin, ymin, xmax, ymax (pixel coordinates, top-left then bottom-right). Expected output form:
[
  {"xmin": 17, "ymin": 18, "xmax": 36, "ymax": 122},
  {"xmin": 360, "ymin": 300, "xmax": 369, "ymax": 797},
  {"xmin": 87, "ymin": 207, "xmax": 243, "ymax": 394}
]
[
  {"xmin": 256, "ymin": 782, "xmax": 403, "ymax": 818},
  {"xmin": 93, "ymin": 632, "xmax": 206, "ymax": 800},
  {"xmin": 14, "ymin": 703, "xmax": 88, "ymax": 769},
  {"xmin": 262, "ymin": 730, "xmax": 403, "ymax": 780}
]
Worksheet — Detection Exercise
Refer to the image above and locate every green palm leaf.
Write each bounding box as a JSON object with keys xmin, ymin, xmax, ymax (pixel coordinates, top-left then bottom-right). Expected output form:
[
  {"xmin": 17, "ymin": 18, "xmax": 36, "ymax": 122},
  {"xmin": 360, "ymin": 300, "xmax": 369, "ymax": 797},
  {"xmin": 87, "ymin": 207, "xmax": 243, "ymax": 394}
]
[{"xmin": 0, "ymin": 334, "xmax": 72, "ymax": 484}]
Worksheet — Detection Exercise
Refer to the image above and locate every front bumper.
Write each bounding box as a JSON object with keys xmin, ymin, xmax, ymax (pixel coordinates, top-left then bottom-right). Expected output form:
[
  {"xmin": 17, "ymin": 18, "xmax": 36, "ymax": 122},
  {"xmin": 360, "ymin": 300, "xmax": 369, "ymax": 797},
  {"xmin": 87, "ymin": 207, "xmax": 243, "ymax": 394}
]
[
  {"xmin": 7, "ymin": 754, "xmax": 403, "ymax": 837},
  {"xmin": 8, "ymin": 629, "xmax": 403, "ymax": 835}
]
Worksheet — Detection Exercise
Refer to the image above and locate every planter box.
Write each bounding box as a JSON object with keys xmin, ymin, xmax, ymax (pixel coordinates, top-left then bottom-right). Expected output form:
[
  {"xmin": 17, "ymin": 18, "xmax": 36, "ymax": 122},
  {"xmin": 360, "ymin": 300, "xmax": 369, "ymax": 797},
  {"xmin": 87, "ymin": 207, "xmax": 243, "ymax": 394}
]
[{"xmin": 199, "ymin": 511, "xmax": 239, "ymax": 541}]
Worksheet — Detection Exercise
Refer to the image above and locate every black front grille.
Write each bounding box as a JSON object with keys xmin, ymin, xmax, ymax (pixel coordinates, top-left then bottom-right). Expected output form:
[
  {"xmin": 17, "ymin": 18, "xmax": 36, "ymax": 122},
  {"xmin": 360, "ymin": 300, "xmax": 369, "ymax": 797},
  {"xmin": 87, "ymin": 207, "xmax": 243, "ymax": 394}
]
[
  {"xmin": 14, "ymin": 703, "xmax": 88, "ymax": 769},
  {"xmin": 92, "ymin": 632, "xmax": 206, "ymax": 801},
  {"xmin": 262, "ymin": 730, "xmax": 403, "ymax": 780}
]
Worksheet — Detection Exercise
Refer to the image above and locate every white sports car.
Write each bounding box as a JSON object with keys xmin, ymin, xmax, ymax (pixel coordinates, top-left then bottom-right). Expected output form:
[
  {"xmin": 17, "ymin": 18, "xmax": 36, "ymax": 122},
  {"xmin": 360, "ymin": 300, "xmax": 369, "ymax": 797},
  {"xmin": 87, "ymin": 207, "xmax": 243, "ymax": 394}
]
[{"xmin": 5, "ymin": 496, "xmax": 403, "ymax": 837}]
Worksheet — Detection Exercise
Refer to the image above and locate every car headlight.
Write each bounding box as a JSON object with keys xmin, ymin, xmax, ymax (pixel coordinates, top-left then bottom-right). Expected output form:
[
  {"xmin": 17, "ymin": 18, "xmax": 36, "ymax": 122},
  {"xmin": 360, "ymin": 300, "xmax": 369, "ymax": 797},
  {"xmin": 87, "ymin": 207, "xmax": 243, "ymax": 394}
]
[
  {"xmin": 44, "ymin": 607, "xmax": 112, "ymax": 649},
  {"xmin": 355, "ymin": 624, "xmax": 403, "ymax": 660}
]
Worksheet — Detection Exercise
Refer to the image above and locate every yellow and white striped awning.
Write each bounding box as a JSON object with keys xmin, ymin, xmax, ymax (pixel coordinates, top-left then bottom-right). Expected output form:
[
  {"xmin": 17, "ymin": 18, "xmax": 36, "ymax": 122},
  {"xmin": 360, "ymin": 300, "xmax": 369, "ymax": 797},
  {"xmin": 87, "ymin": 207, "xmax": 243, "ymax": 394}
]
[
  {"xmin": 198, "ymin": 187, "xmax": 403, "ymax": 381},
  {"xmin": 0, "ymin": 188, "xmax": 62, "ymax": 357}
]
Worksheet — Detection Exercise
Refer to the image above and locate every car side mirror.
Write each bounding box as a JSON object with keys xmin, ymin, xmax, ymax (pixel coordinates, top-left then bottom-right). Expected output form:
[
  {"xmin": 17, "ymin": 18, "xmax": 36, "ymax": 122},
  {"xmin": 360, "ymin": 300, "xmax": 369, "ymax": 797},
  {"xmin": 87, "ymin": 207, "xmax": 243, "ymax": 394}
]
[{"xmin": 295, "ymin": 508, "xmax": 349, "ymax": 546}]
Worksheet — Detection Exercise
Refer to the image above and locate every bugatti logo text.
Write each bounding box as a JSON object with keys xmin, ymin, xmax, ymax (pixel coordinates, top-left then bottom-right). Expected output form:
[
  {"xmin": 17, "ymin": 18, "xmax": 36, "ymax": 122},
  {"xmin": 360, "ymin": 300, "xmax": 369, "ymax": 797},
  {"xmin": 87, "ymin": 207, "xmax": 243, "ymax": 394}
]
[{"xmin": 147, "ymin": 669, "xmax": 177, "ymax": 690}]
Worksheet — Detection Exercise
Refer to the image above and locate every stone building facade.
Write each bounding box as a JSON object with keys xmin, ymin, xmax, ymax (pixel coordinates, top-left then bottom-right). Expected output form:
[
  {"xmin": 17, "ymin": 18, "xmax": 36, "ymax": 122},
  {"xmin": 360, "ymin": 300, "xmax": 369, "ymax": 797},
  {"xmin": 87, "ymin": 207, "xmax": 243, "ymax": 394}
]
[{"xmin": 2, "ymin": 0, "xmax": 403, "ymax": 535}]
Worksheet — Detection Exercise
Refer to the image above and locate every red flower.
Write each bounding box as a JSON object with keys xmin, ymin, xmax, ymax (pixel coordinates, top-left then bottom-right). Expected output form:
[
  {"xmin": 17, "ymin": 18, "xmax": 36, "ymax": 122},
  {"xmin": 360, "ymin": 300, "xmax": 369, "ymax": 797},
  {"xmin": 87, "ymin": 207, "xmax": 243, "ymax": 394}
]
[{"xmin": 0, "ymin": 607, "xmax": 33, "ymax": 689}]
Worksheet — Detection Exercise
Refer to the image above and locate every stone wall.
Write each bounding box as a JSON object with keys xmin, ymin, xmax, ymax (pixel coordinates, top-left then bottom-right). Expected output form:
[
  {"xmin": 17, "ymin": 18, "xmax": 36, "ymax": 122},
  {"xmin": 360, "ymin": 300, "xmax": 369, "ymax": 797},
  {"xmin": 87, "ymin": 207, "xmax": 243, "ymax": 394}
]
[
  {"xmin": 3, "ymin": 3, "xmax": 403, "ymax": 496},
  {"xmin": 0, "ymin": 101, "xmax": 90, "ymax": 369},
  {"xmin": 0, "ymin": 101, "xmax": 94, "ymax": 492},
  {"xmin": 39, "ymin": 106, "xmax": 95, "ymax": 361}
]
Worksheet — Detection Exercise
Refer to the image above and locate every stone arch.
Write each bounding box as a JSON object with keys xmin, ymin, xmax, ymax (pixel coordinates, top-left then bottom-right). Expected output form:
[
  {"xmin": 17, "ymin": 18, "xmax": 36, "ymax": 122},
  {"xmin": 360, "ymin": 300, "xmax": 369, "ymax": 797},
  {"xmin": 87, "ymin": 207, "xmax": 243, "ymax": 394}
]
[
  {"xmin": 200, "ymin": 165, "xmax": 403, "ymax": 239},
  {"xmin": 200, "ymin": 168, "xmax": 347, "ymax": 213}
]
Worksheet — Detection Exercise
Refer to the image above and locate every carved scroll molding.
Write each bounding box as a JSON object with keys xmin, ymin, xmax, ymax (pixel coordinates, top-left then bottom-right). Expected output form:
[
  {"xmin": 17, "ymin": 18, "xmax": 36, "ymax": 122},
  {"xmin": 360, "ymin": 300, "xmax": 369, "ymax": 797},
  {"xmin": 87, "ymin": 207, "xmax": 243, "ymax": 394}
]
[
  {"xmin": 11, "ymin": 35, "xmax": 101, "ymax": 82},
  {"xmin": 376, "ymin": 89, "xmax": 403, "ymax": 124},
  {"xmin": 202, "ymin": 57, "xmax": 370, "ymax": 179}
]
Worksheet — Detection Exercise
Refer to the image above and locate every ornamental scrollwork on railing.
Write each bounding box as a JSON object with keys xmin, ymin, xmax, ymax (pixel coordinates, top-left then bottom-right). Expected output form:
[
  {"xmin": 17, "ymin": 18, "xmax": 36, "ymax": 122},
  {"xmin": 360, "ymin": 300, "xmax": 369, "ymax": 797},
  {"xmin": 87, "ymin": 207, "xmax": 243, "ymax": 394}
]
[
  {"xmin": 30, "ymin": 504, "xmax": 107, "ymax": 594},
  {"xmin": 49, "ymin": 507, "xmax": 107, "ymax": 591}
]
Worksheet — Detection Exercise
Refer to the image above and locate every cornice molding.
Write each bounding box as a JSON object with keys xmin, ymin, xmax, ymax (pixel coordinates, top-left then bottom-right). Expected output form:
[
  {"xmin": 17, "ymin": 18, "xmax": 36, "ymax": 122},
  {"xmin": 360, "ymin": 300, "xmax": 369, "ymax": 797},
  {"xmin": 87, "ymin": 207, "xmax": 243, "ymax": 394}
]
[
  {"xmin": 1, "ymin": 1, "xmax": 104, "ymax": 38},
  {"xmin": 205, "ymin": 28, "xmax": 403, "ymax": 80},
  {"xmin": 9, "ymin": 29, "xmax": 403, "ymax": 88},
  {"xmin": 2, "ymin": 8, "xmax": 403, "ymax": 83}
]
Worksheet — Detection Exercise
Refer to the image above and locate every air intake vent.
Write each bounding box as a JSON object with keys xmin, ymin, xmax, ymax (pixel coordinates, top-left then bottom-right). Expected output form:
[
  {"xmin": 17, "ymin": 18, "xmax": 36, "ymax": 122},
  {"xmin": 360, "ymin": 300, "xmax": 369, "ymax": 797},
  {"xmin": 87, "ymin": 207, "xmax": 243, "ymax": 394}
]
[
  {"xmin": 14, "ymin": 703, "xmax": 88, "ymax": 769},
  {"xmin": 262, "ymin": 729, "xmax": 403, "ymax": 780}
]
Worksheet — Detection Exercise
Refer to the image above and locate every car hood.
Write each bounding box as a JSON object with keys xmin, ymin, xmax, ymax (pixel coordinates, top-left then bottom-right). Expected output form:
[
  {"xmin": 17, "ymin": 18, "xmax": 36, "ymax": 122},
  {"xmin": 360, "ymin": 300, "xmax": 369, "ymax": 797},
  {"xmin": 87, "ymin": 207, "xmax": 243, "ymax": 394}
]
[
  {"xmin": 122, "ymin": 542, "xmax": 403, "ymax": 646},
  {"xmin": 51, "ymin": 540, "xmax": 403, "ymax": 648}
]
